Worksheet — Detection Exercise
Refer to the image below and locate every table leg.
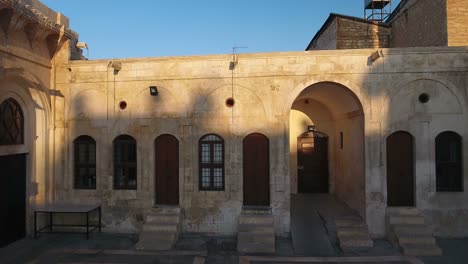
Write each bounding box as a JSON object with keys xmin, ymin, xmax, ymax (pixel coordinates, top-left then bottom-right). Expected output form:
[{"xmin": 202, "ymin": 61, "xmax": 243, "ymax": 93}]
[
  {"xmin": 34, "ymin": 211, "xmax": 37, "ymax": 239},
  {"xmin": 86, "ymin": 211, "xmax": 89, "ymax": 240},
  {"xmin": 49, "ymin": 212, "xmax": 53, "ymax": 232},
  {"xmin": 98, "ymin": 206, "xmax": 101, "ymax": 233}
]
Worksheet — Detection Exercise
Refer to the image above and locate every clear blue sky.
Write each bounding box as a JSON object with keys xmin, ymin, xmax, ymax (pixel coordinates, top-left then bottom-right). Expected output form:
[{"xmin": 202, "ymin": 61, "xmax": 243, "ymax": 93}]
[{"xmin": 41, "ymin": 0, "xmax": 400, "ymax": 59}]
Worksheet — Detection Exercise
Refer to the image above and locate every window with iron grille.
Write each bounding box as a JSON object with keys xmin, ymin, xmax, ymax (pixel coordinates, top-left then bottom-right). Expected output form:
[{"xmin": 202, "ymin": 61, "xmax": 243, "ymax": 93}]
[
  {"xmin": 113, "ymin": 135, "xmax": 137, "ymax": 190},
  {"xmin": 73, "ymin": 135, "xmax": 96, "ymax": 189},
  {"xmin": 199, "ymin": 134, "xmax": 224, "ymax": 191},
  {"xmin": 436, "ymin": 131, "xmax": 463, "ymax": 192},
  {"xmin": 0, "ymin": 98, "xmax": 24, "ymax": 146}
]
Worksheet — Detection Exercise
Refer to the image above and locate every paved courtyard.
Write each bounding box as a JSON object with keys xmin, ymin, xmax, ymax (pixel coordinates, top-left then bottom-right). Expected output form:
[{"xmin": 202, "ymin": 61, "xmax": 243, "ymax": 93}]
[{"xmin": 0, "ymin": 232, "xmax": 467, "ymax": 264}]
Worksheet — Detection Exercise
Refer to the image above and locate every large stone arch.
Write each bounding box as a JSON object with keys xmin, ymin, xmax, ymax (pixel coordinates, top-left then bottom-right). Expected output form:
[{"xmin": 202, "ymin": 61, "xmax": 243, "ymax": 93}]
[
  {"xmin": 287, "ymin": 80, "xmax": 367, "ymax": 219},
  {"xmin": 0, "ymin": 68, "xmax": 51, "ymax": 236}
]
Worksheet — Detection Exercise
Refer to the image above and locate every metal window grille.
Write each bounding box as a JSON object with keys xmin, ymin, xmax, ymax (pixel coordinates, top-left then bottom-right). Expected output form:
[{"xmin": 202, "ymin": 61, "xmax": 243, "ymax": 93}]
[
  {"xmin": 73, "ymin": 135, "xmax": 97, "ymax": 189},
  {"xmin": 199, "ymin": 134, "xmax": 224, "ymax": 191},
  {"xmin": 0, "ymin": 98, "xmax": 24, "ymax": 146},
  {"xmin": 113, "ymin": 135, "xmax": 137, "ymax": 190},
  {"xmin": 436, "ymin": 131, "xmax": 463, "ymax": 192}
]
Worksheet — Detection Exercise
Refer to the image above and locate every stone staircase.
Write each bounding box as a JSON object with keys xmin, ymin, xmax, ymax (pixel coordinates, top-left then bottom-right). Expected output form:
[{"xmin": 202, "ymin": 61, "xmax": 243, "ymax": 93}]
[
  {"xmin": 335, "ymin": 216, "xmax": 373, "ymax": 251},
  {"xmin": 135, "ymin": 207, "xmax": 181, "ymax": 251},
  {"xmin": 237, "ymin": 208, "xmax": 275, "ymax": 254},
  {"xmin": 386, "ymin": 207, "xmax": 442, "ymax": 256}
]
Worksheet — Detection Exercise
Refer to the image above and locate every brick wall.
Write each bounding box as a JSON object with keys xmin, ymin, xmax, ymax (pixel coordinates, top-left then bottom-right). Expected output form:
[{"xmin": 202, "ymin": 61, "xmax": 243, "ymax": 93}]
[
  {"xmin": 389, "ymin": 0, "xmax": 448, "ymax": 47},
  {"xmin": 447, "ymin": 0, "xmax": 468, "ymax": 46},
  {"xmin": 336, "ymin": 18, "xmax": 391, "ymax": 49},
  {"xmin": 308, "ymin": 19, "xmax": 338, "ymax": 50}
]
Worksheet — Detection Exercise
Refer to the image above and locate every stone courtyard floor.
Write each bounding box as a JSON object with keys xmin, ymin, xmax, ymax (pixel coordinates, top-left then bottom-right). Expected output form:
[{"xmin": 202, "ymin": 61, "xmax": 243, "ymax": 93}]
[{"xmin": 0, "ymin": 233, "xmax": 467, "ymax": 264}]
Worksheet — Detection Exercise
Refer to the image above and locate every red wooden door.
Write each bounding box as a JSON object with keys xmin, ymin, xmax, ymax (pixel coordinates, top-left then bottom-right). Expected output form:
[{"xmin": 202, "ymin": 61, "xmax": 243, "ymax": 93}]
[
  {"xmin": 155, "ymin": 135, "xmax": 179, "ymax": 205},
  {"xmin": 386, "ymin": 131, "xmax": 414, "ymax": 206},
  {"xmin": 243, "ymin": 133, "xmax": 270, "ymax": 206},
  {"xmin": 297, "ymin": 132, "xmax": 329, "ymax": 193}
]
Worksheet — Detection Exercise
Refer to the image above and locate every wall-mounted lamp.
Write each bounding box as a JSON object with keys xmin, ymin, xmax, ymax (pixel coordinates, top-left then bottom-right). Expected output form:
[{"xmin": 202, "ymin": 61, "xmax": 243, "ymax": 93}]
[
  {"xmin": 108, "ymin": 61, "xmax": 122, "ymax": 74},
  {"xmin": 229, "ymin": 55, "xmax": 238, "ymax": 70},
  {"xmin": 149, "ymin": 86, "xmax": 158, "ymax": 96}
]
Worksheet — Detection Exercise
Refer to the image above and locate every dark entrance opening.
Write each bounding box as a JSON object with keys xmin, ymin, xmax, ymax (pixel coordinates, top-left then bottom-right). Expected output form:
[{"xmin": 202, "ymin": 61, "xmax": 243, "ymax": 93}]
[
  {"xmin": 386, "ymin": 131, "xmax": 415, "ymax": 206},
  {"xmin": 154, "ymin": 135, "xmax": 179, "ymax": 205},
  {"xmin": 297, "ymin": 131, "xmax": 329, "ymax": 193},
  {"xmin": 436, "ymin": 131, "xmax": 463, "ymax": 192},
  {"xmin": 243, "ymin": 133, "xmax": 270, "ymax": 206},
  {"xmin": 0, "ymin": 154, "xmax": 26, "ymax": 247}
]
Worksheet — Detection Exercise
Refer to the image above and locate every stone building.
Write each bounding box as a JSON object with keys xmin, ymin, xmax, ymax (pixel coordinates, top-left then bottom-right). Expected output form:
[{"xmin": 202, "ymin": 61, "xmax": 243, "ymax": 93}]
[{"xmin": 0, "ymin": 0, "xmax": 467, "ymax": 255}]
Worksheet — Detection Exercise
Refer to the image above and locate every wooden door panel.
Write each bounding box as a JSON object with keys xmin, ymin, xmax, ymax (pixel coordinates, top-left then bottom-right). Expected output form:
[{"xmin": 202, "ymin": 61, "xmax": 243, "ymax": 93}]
[
  {"xmin": 243, "ymin": 133, "xmax": 270, "ymax": 206},
  {"xmin": 298, "ymin": 133, "xmax": 329, "ymax": 193},
  {"xmin": 386, "ymin": 132, "xmax": 414, "ymax": 207},
  {"xmin": 155, "ymin": 135, "xmax": 179, "ymax": 205}
]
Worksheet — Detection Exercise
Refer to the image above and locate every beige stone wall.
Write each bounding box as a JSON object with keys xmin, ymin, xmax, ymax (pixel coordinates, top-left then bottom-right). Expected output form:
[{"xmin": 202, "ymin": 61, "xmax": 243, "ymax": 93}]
[
  {"xmin": 389, "ymin": 0, "xmax": 448, "ymax": 47},
  {"xmin": 46, "ymin": 47, "xmax": 468, "ymax": 238},
  {"xmin": 336, "ymin": 18, "xmax": 390, "ymax": 49},
  {"xmin": 447, "ymin": 0, "xmax": 468, "ymax": 46}
]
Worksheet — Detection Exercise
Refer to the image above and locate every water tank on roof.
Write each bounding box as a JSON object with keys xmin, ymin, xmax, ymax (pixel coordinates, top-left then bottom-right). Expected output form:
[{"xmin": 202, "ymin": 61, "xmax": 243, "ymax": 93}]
[
  {"xmin": 364, "ymin": 0, "xmax": 392, "ymax": 22},
  {"xmin": 365, "ymin": 0, "xmax": 391, "ymax": 9}
]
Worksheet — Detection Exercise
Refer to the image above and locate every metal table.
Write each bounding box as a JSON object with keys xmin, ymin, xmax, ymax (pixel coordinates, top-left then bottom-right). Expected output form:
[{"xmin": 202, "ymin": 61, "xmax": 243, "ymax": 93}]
[{"xmin": 34, "ymin": 204, "xmax": 101, "ymax": 239}]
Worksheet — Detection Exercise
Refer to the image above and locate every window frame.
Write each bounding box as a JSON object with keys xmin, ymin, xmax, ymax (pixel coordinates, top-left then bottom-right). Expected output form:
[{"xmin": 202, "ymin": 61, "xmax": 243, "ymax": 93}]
[
  {"xmin": 435, "ymin": 131, "xmax": 463, "ymax": 192},
  {"xmin": 73, "ymin": 135, "xmax": 97, "ymax": 190},
  {"xmin": 113, "ymin": 134, "xmax": 137, "ymax": 190},
  {"xmin": 0, "ymin": 98, "xmax": 24, "ymax": 146},
  {"xmin": 198, "ymin": 133, "xmax": 225, "ymax": 191}
]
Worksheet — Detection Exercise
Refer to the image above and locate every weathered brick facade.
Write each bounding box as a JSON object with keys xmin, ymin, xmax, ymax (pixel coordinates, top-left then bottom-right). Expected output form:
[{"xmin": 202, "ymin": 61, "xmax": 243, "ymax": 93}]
[
  {"xmin": 447, "ymin": 0, "xmax": 468, "ymax": 46},
  {"xmin": 308, "ymin": 0, "xmax": 468, "ymax": 50},
  {"xmin": 389, "ymin": 0, "xmax": 448, "ymax": 47}
]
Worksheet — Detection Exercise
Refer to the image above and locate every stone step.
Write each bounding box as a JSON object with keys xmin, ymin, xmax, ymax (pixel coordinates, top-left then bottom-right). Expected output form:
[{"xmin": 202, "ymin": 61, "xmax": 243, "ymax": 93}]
[
  {"xmin": 239, "ymin": 214, "xmax": 274, "ymax": 225},
  {"xmin": 237, "ymin": 241, "xmax": 275, "ymax": 254},
  {"xmin": 146, "ymin": 213, "xmax": 180, "ymax": 223},
  {"xmin": 151, "ymin": 207, "xmax": 181, "ymax": 214},
  {"xmin": 143, "ymin": 222, "xmax": 179, "ymax": 232},
  {"xmin": 393, "ymin": 224, "xmax": 433, "ymax": 236},
  {"xmin": 388, "ymin": 215, "xmax": 425, "ymax": 225},
  {"xmin": 337, "ymin": 226, "xmax": 370, "ymax": 237},
  {"xmin": 238, "ymin": 232, "xmax": 275, "ymax": 244},
  {"xmin": 136, "ymin": 232, "xmax": 177, "ymax": 251},
  {"xmin": 238, "ymin": 223, "xmax": 275, "ymax": 234},
  {"xmin": 386, "ymin": 207, "xmax": 422, "ymax": 216},
  {"xmin": 398, "ymin": 235, "xmax": 436, "ymax": 246},
  {"xmin": 339, "ymin": 236, "xmax": 374, "ymax": 249},
  {"xmin": 335, "ymin": 218, "xmax": 367, "ymax": 228},
  {"xmin": 402, "ymin": 244, "xmax": 443, "ymax": 256}
]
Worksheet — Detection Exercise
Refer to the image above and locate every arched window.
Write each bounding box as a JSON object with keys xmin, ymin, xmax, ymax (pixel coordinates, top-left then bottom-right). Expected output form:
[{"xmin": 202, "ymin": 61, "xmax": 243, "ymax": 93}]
[
  {"xmin": 73, "ymin": 135, "xmax": 96, "ymax": 189},
  {"xmin": 199, "ymin": 134, "xmax": 224, "ymax": 191},
  {"xmin": 113, "ymin": 135, "xmax": 137, "ymax": 190},
  {"xmin": 0, "ymin": 98, "xmax": 24, "ymax": 145},
  {"xmin": 436, "ymin": 131, "xmax": 463, "ymax": 192}
]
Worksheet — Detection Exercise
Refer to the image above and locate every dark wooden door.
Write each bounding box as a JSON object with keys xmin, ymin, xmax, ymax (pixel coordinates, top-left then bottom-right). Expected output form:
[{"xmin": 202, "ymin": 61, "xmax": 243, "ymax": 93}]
[
  {"xmin": 0, "ymin": 154, "xmax": 26, "ymax": 247},
  {"xmin": 297, "ymin": 132, "xmax": 329, "ymax": 193},
  {"xmin": 155, "ymin": 135, "xmax": 179, "ymax": 205},
  {"xmin": 387, "ymin": 131, "xmax": 414, "ymax": 206},
  {"xmin": 243, "ymin": 133, "xmax": 270, "ymax": 206}
]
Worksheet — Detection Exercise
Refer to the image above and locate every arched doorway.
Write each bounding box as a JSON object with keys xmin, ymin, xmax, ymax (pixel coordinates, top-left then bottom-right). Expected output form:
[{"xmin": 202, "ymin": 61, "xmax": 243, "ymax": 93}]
[
  {"xmin": 289, "ymin": 82, "xmax": 365, "ymax": 216},
  {"xmin": 243, "ymin": 133, "xmax": 270, "ymax": 207},
  {"xmin": 297, "ymin": 131, "xmax": 329, "ymax": 193},
  {"xmin": 386, "ymin": 131, "xmax": 415, "ymax": 207},
  {"xmin": 0, "ymin": 98, "xmax": 26, "ymax": 247},
  {"xmin": 155, "ymin": 134, "xmax": 179, "ymax": 205}
]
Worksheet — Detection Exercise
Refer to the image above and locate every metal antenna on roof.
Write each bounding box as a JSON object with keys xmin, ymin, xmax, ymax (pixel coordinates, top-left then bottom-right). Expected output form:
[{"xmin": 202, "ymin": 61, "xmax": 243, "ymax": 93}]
[{"xmin": 229, "ymin": 46, "xmax": 248, "ymax": 126}]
